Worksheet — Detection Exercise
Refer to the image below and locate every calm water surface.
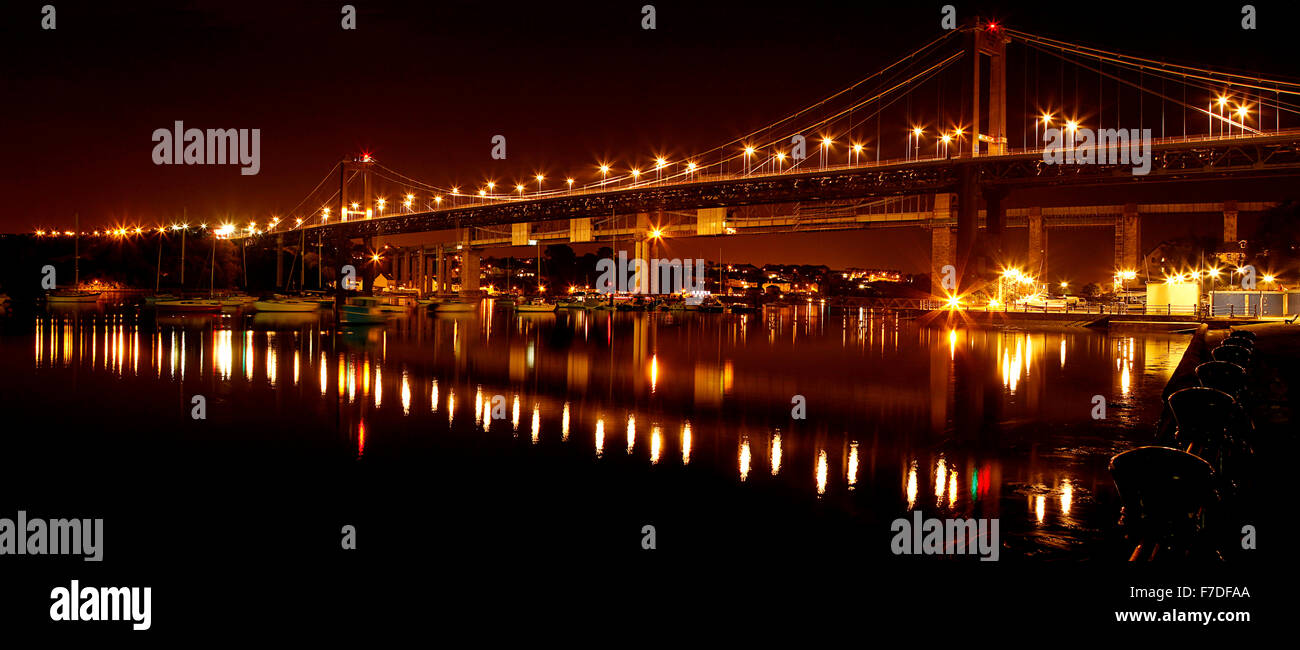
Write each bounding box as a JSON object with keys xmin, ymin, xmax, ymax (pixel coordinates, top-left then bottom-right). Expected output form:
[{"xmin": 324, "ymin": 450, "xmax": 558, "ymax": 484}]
[{"xmin": 6, "ymin": 300, "xmax": 1189, "ymax": 559}]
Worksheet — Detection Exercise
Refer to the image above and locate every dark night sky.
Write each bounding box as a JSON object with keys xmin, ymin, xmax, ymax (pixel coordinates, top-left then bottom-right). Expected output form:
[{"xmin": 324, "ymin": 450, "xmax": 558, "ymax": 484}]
[{"xmin": 3, "ymin": 1, "xmax": 1298, "ymax": 282}]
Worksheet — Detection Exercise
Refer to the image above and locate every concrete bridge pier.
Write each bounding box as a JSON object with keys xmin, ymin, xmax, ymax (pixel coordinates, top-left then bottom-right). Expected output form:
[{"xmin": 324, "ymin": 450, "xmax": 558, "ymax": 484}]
[
  {"xmin": 433, "ymin": 244, "xmax": 447, "ymax": 294},
  {"xmin": 417, "ymin": 247, "xmax": 427, "ymax": 296},
  {"xmin": 930, "ymin": 193, "xmax": 956, "ymax": 297},
  {"xmin": 956, "ymin": 166, "xmax": 979, "ymax": 291},
  {"xmin": 1223, "ymin": 200, "xmax": 1238, "ymax": 243},
  {"xmin": 1028, "ymin": 207, "xmax": 1046, "ymax": 280},
  {"xmin": 1114, "ymin": 203, "xmax": 1141, "ymax": 274},
  {"xmin": 275, "ymin": 233, "xmax": 286, "ymax": 289},
  {"xmin": 982, "ymin": 188, "xmax": 1006, "ymax": 275},
  {"xmin": 460, "ymin": 248, "xmax": 481, "ymax": 296},
  {"xmin": 360, "ymin": 236, "xmax": 376, "ymax": 296}
]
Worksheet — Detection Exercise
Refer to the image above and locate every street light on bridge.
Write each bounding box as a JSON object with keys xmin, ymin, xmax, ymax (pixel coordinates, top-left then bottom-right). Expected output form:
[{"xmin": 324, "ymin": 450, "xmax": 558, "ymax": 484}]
[
  {"xmin": 1234, "ymin": 104, "xmax": 1249, "ymax": 137},
  {"xmin": 820, "ymin": 137, "xmax": 833, "ymax": 169},
  {"xmin": 1035, "ymin": 114, "xmax": 1052, "ymax": 149},
  {"xmin": 535, "ymin": 174, "xmax": 545, "ymax": 193},
  {"xmin": 599, "ymin": 164, "xmax": 611, "ymax": 188},
  {"xmin": 566, "ymin": 178, "xmax": 574, "ymax": 193},
  {"xmin": 743, "ymin": 146, "xmax": 755, "ymax": 175}
]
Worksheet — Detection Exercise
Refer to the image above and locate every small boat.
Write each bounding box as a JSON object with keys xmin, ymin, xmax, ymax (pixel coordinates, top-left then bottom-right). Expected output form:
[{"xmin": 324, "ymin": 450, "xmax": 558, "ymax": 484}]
[
  {"xmin": 143, "ymin": 293, "xmax": 178, "ymax": 306},
  {"xmin": 46, "ymin": 290, "xmax": 101, "ymax": 303},
  {"xmin": 432, "ymin": 300, "xmax": 478, "ymax": 313},
  {"xmin": 728, "ymin": 303, "xmax": 758, "ymax": 314},
  {"xmin": 155, "ymin": 299, "xmax": 222, "ymax": 313},
  {"xmin": 339, "ymin": 297, "xmax": 389, "ymax": 324},
  {"xmin": 515, "ymin": 299, "xmax": 557, "ymax": 313},
  {"xmin": 493, "ymin": 295, "xmax": 518, "ymax": 306},
  {"xmin": 253, "ymin": 299, "xmax": 320, "ymax": 313}
]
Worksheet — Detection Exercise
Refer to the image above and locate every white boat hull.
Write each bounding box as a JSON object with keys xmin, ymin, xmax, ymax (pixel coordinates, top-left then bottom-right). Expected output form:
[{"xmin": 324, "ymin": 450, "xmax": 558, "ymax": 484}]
[{"xmin": 253, "ymin": 300, "xmax": 319, "ymax": 313}]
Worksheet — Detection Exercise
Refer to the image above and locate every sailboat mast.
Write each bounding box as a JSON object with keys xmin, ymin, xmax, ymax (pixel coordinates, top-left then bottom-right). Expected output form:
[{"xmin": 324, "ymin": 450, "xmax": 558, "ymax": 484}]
[
  {"xmin": 73, "ymin": 212, "xmax": 80, "ymax": 287},
  {"xmin": 156, "ymin": 230, "xmax": 163, "ymax": 292},
  {"xmin": 210, "ymin": 233, "xmax": 217, "ymax": 298}
]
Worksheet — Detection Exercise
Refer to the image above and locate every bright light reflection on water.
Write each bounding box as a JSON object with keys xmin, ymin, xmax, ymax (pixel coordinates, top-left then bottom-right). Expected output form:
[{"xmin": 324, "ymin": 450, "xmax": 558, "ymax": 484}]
[{"xmin": 20, "ymin": 304, "xmax": 1190, "ymax": 557}]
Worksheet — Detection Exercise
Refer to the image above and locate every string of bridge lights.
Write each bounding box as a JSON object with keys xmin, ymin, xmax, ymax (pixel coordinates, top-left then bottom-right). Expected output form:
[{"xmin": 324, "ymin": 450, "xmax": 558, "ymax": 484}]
[{"xmin": 33, "ymin": 24, "xmax": 1300, "ymax": 239}]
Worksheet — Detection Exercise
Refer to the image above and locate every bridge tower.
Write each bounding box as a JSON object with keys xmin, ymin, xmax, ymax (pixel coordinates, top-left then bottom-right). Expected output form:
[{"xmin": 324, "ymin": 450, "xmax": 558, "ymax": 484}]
[
  {"xmin": 335, "ymin": 155, "xmax": 376, "ymax": 294},
  {"xmin": 969, "ymin": 22, "xmax": 1009, "ymax": 157},
  {"xmin": 339, "ymin": 155, "xmax": 375, "ymax": 222}
]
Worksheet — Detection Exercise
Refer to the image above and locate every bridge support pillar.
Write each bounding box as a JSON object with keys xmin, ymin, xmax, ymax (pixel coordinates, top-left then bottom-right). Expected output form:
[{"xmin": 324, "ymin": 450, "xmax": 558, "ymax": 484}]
[
  {"xmin": 1115, "ymin": 204, "xmax": 1140, "ymax": 274},
  {"xmin": 417, "ymin": 247, "xmax": 426, "ymax": 296},
  {"xmin": 434, "ymin": 245, "xmax": 446, "ymax": 294},
  {"xmin": 460, "ymin": 249, "xmax": 481, "ymax": 296},
  {"xmin": 983, "ymin": 188, "xmax": 1005, "ymax": 273},
  {"xmin": 1028, "ymin": 207, "xmax": 1046, "ymax": 280},
  {"xmin": 956, "ymin": 166, "xmax": 978, "ymax": 290},
  {"xmin": 361, "ymin": 237, "xmax": 375, "ymax": 296},
  {"xmin": 931, "ymin": 226, "xmax": 956, "ymax": 298},
  {"xmin": 275, "ymin": 233, "xmax": 285, "ymax": 289},
  {"xmin": 1223, "ymin": 200, "xmax": 1238, "ymax": 243}
]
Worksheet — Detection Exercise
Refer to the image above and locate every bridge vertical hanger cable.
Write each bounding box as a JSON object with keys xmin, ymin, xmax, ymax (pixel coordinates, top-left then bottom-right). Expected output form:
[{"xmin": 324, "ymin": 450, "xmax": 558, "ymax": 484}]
[{"xmin": 1021, "ymin": 40, "xmax": 1291, "ymax": 134}]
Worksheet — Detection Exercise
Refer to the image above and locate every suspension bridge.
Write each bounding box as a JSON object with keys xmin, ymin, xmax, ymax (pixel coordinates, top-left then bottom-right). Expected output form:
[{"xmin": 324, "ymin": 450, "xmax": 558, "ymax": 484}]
[{"xmin": 234, "ymin": 21, "xmax": 1300, "ymax": 298}]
